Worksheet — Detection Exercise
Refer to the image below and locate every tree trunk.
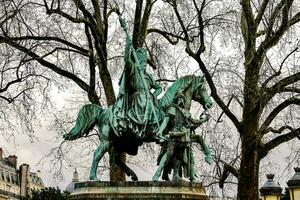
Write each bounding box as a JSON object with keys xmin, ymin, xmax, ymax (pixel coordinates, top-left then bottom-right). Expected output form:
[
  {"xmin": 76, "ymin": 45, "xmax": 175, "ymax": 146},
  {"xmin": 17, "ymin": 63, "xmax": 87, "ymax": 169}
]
[
  {"xmin": 99, "ymin": 66, "xmax": 126, "ymax": 181},
  {"xmin": 110, "ymin": 153, "xmax": 126, "ymax": 181},
  {"xmin": 239, "ymin": 62, "xmax": 261, "ymax": 199},
  {"xmin": 238, "ymin": 140, "xmax": 260, "ymax": 200}
]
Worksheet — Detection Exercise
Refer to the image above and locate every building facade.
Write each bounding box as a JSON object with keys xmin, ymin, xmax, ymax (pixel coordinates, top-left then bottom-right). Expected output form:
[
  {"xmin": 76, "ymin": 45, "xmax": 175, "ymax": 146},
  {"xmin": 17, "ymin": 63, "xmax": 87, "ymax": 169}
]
[
  {"xmin": 0, "ymin": 148, "xmax": 45, "ymax": 200},
  {"xmin": 65, "ymin": 169, "xmax": 79, "ymax": 193}
]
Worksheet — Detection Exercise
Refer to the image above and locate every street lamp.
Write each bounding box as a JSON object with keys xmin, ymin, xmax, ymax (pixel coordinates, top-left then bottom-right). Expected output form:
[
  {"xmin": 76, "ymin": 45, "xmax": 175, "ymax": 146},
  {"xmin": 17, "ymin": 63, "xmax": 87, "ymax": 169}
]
[
  {"xmin": 287, "ymin": 167, "xmax": 300, "ymax": 200},
  {"xmin": 260, "ymin": 174, "xmax": 282, "ymax": 200}
]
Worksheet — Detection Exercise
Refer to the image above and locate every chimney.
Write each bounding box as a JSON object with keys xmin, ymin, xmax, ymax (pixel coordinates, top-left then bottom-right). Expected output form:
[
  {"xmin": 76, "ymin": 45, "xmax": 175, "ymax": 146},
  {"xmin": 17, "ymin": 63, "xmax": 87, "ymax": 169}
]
[
  {"xmin": 7, "ymin": 155, "xmax": 17, "ymax": 168},
  {"xmin": 0, "ymin": 148, "xmax": 2, "ymax": 160},
  {"xmin": 36, "ymin": 170, "xmax": 41, "ymax": 178},
  {"xmin": 20, "ymin": 164, "xmax": 29, "ymax": 197}
]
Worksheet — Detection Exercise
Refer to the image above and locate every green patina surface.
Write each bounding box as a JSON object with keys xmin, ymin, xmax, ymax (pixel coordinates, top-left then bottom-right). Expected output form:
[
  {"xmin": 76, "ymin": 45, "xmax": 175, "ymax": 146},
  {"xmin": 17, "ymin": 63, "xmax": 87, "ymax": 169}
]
[
  {"xmin": 71, "ymin": 181, "xmax": 209, "ymax": 200},
  {"xmin": 63, "ymin": 16, "xmax": 213, "ymax": 182}
]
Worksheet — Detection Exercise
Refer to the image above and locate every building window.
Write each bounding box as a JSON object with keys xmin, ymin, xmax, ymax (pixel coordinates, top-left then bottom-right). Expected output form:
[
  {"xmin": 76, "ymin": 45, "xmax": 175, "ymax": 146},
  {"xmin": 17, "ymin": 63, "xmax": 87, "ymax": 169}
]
[
  {"xmin": 5, "ymin": 171, "xmax": 10, "ymax": 183},
  {"xmin": 0, "ymin": 169, "xmax": 4, "ymax": 181},
  {"xmin": 13, "ymin": 174, "xmax": 18, "ymax": 185},
  {"xmin": 10, "ymin": 173, "xmax": 14, "ymax": 184}
]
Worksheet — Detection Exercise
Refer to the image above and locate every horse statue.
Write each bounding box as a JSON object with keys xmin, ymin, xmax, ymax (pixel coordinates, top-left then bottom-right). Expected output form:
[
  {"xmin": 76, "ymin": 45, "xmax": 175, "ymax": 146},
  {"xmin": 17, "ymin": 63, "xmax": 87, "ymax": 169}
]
[{"xmin": 63, "ymin": 75, "xmax": 213, "ymax": 181}]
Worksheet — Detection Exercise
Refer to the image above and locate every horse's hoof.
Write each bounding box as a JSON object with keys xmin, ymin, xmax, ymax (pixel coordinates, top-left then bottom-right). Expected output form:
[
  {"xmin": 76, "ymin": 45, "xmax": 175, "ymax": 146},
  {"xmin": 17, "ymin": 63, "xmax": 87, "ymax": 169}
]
[
  {"xmin": 172, "ymin": 175, "xmax": 183, "ymax": 182},
  {"xmin": 152, "ymin": 175, "xmax": 159, "ymax": 182},
  {"xmin": 131, "ymin": 175, "xmax": 138, "ymax": 181},
  {"xmin": 89, "ymin": 177, "xmax": 100, "ymax": 181},
  {"xmin": 205, "ymin": 155, "xmax": 213, "ymax": 165},
  {"xmin": 190, "ymin": 179, "xmax": 197, "ymax": 183},
  {"xmin": 162, "ymin": 174, "xmax": 170, "ymax": 181}
]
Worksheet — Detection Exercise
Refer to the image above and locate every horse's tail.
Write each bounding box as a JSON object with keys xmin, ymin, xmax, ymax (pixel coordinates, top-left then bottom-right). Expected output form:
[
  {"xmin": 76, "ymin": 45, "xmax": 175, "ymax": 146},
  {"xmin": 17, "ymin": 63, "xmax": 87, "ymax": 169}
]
[{"xmin": 63, "ymin": 104, "xmax": 103, "ymax": 141}]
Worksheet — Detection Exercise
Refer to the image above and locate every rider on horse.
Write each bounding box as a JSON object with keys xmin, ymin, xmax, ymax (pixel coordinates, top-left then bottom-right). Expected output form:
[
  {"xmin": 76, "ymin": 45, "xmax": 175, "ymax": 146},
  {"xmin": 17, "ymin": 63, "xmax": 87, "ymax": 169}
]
[
  {"xmin": 63, "ymin": 16, "xmax": 214, "ymax": 181},
  {"xmin": 111, "ymin": 16, "xmax": 165, "ymax": 141}
]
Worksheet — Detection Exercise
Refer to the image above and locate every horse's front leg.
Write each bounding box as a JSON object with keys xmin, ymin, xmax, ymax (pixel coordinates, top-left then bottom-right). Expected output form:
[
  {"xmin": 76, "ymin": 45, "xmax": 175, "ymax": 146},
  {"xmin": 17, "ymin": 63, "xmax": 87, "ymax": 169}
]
[
  {"xmin": 89, "ymin": 141, "xmax": 110, "ymax": 180},
  {"xmin": 114, "ymin": 152, "xmax": 138, "ymax": 181},
  {"xmin": 191, "ymin": 135, "xmax": 212, "ymax": 164}
]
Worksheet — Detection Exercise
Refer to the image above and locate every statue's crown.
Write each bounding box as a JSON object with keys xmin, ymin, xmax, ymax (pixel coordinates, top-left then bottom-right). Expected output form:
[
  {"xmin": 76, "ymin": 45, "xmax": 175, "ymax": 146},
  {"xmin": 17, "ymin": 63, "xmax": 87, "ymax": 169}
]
[{"xmin": 136, "ymin": 48, "xmax": 147, "ymax": 60}]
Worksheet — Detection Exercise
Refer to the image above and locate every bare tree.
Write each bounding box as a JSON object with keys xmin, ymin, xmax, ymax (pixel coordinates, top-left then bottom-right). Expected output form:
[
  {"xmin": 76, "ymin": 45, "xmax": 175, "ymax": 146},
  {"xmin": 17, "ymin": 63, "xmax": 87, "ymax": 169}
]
[
  {"xmin": 148, "ymin": 0, "xmax": 300, "ymax": 199},
  {"xmin": 0, "ymin": 0, "xmax": 159, "ymax": 181},
  {"xmin": 1, "ymin": 0, "xmax": 300, "ymax": 198}
]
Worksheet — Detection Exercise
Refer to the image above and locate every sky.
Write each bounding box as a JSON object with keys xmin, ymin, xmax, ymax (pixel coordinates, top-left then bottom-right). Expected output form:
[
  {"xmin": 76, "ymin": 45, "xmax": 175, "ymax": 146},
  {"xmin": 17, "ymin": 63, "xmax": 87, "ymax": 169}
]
[
  {"xmin": 0, "ymin": 128, "xmax": 164, "ymax": 190},
  {"xmin": 1, "ymin": 74, "xmax": 299, "ymax": 194},
  {"xmin": 1, "ymin": 127, "xmax": 73, "ymax": 189},
  {"xmin": 0, "ymin": 55, "xmax": 199, "ymax": 190},
  {"xmin": 0, "ymin": 62, "xmax": 299, "ymax": 196},
  {"xmin": 0, "ymin": 1, "xmax": 300, "ymax": 199},
  {"xmin": 0, "ymin": 93, "xmax": 299, "ymax": 198},
  {"xmin": 1, "ymin": 125, "xmax": 298, "ymax": 195},
  {"xmin": 0, "ymin": 83, "xmax": 164, "ymax": 190}
]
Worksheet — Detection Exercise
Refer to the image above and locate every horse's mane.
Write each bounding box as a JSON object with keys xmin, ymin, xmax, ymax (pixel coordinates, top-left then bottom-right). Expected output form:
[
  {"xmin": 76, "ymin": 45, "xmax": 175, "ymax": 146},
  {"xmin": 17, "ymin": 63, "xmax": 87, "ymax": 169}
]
[
  {"xmin": 192, "ymin": 75, "xmax": 205, "ymax": 93},
  {"xmin": 65, "ymin": 104, "xmax": 103, "ymax": 140},
  {"xmin": 159, "ymin": 75, "xmax": 199, "ymax": 109}
]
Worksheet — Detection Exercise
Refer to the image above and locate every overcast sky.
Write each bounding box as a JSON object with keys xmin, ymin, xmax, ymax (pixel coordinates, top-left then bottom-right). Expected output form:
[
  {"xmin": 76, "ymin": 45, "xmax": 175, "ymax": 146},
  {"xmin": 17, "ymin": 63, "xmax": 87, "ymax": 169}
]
[
  {"xmin": 1, "ymin": 116, "xmax": 298, "ymax": 193},
  {"xmin": 1, "ymin": 127, "xmax": 73, "ymax": 189},
  {"xmin": 0, "ymin": 55, "xmax": 298, "ymax": 194},
  {"xmin": 1, "ymin": 129, "xmax": 164, "ymax": 190}
]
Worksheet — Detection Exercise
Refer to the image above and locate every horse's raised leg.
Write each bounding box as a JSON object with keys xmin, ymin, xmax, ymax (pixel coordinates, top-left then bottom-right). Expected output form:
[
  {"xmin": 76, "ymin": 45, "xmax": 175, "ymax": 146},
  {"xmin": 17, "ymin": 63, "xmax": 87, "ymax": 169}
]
[
  {"xmin": 89, "ymin": 141, "xmax": 110, "ymax": 180},
  {"xmin": 114, "ymin": 152, "xmax": 138, "ymax": 181},
  {"xmin": 191, "ymin": 135, "xmax": 212, "ymax": 164}
]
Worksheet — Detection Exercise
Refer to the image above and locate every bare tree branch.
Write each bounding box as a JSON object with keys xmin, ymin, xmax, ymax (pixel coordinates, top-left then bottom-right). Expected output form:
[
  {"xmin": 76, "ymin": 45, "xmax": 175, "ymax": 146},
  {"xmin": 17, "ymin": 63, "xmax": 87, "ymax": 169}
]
[
  {"xmin": 290, "ymin": 11, "xmax": 300, "ymax": 25},
  {"xmin": 216, "ymin": 157, "xmax": 239, "ymax": 189},
  {"xmin": 263, "ymin": 127, "xmax": 300, "ymax": 153},
  {"xmin": 0, "ymin": 86, "xmax": 33, "ymax": 103},
  {"xmin": 2, "ymin": 36, "xmax": 89, "ymax": 55},
  {"xmin": 147, "ymin": 28, "xmax": 183, "ymax": 45},
  {"xmin": 263, "ymin": 126, "xmax": 294, "ymax": 134},
  {"xmin": 261, "ymin": 47, "xmax": 298, "ymax": 88},
  {"xmin": 46, "ymin": 8, "xmax": 89, "ymax": 24},
  {"xmin": 279, "ymin": 87, "xmax": 300, "ymax": 94},
  {"xmin": 262, "ymin": 72, "xmax": 300, "ymax": 106},
  {"xmin": 255, "ymin": 0, "xmax": 270, "ymax": 28},
  {"xmin": 0, "ymin": 36, "xmax": 90, "ymax": 92},
  {"xmin": 196, "ymin": 57, "xmax": 243, "ymax": 132},
  {"xmin": 259, "ymin": 98, "xmax": 300, "ymax": 134},
  {"xmin": 257, "ymin": 0, "xmax": 294, "ymax": 58}
]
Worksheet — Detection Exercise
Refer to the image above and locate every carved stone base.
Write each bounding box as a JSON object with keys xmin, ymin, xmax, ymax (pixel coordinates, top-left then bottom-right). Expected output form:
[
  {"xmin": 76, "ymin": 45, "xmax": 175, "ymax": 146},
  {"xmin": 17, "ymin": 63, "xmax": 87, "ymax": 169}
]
[{"xmin": 70, "ymin": 181, "xmax": 210, "ymax": 199}]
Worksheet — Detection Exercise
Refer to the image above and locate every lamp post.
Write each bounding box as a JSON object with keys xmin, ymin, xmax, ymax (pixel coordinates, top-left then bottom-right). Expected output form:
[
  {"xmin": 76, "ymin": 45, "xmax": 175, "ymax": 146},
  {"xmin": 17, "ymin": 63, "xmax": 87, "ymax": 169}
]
[
  {"xmin": 260, "ymin": 174, "xmax": 282, "ymax": 200},
  {"xmin": 287, "ymin": 167, "xmax": 300, "ymax": 200}
]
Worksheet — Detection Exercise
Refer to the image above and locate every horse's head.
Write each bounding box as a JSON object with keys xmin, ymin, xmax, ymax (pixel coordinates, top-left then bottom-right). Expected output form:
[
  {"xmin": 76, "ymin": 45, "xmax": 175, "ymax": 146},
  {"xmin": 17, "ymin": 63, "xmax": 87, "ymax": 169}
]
[
  {"xmin": 159, "ymin": 75, "xmax": 213, "ymax": 111},
  {"xmin": 192, "ymin": 76, "xmax": 213, "ymax": 110}
]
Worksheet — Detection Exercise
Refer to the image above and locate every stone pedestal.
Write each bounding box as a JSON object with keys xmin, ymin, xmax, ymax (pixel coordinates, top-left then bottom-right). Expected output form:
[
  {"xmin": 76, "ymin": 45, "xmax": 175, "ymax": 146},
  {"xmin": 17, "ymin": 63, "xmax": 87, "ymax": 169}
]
[{"xmin": 70, "ymin": 181, "xmax": 210, "ymax": 199}]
